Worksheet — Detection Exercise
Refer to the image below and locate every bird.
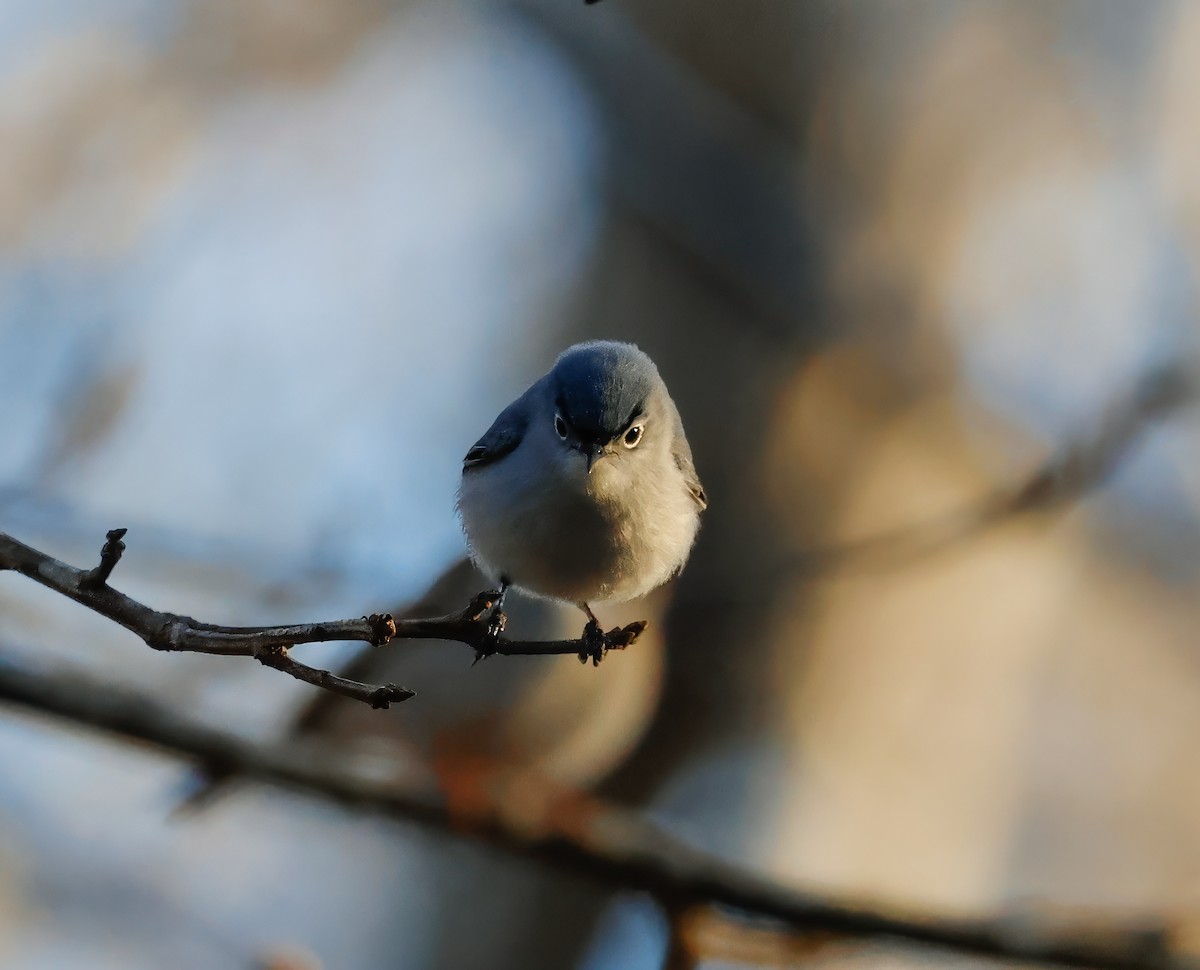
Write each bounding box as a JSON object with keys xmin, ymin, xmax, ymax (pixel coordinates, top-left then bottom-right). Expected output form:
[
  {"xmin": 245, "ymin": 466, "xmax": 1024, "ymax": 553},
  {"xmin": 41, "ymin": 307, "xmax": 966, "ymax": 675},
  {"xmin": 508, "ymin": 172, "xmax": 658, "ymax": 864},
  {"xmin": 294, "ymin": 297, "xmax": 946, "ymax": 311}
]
[{"xmin": 457, "ymin": 340, "xmax": 707, "ymax": 656}]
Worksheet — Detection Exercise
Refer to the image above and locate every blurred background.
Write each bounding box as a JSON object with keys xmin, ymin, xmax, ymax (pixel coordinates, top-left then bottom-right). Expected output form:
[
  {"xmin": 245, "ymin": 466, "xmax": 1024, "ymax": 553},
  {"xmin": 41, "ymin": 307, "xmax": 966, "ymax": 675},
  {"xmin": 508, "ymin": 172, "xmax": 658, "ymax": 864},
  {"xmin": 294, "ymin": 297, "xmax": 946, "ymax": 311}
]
[{"xmin": 3, "ymin": 0, "xmax": 1200, "ymax": 967}]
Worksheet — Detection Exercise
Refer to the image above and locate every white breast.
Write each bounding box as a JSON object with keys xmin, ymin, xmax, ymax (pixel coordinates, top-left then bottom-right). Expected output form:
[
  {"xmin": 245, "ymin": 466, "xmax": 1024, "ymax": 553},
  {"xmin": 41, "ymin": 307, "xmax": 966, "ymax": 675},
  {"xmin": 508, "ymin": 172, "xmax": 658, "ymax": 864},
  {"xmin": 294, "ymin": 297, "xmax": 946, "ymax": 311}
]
[{"xmin": 458, "ymin": 432, "xmax": 698, "ymax": 605}]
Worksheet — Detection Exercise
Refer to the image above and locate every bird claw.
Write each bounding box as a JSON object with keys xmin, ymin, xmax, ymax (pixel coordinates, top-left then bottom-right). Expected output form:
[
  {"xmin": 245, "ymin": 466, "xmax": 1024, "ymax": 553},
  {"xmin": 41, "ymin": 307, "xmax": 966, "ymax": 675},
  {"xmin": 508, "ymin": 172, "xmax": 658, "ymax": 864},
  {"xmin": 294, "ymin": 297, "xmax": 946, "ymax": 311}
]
[
  {"xmin": 577, "ymin": 619, "xmax": 647, "ymax": 666},
  {"xmin": 464, "ymin": 590, "xmax": 503, "ymax": 622},
  {"xmin": 472, "ymin": 605, "xmax": 508, "ymax": 665},
  {"xmin": 485, "ymin": 607, "xmax": 507, "ymax": 641}
]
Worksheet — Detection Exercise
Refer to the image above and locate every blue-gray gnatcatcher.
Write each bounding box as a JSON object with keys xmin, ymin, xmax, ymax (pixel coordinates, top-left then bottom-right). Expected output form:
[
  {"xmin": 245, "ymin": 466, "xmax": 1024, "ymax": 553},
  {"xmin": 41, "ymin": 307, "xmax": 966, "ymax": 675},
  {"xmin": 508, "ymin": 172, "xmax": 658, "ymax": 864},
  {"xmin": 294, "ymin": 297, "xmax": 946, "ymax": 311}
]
[{"xmin": 457, "ymin": 340, "xmax": 707, "ymax": 647}]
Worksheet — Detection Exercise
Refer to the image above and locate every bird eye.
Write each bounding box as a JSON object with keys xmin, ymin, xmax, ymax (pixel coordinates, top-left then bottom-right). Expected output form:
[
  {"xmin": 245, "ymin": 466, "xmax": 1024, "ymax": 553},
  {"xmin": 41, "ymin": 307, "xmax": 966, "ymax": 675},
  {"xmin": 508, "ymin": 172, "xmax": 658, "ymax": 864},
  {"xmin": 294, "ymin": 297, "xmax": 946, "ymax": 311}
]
[
  {"xmin": 554, "ymin": 414, "xmax": 568, "ymax": 440},
  {"xmin": 623, "ymin": 425, "xmax": 644, "ymax": 449}
]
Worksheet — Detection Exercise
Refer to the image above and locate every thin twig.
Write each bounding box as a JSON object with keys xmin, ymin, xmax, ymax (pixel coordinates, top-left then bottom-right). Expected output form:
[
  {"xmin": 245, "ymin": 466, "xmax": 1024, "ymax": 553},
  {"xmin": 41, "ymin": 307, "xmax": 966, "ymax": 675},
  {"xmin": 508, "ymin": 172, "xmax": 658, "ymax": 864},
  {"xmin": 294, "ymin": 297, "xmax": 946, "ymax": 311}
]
[
  {"xmin": 81, "ymin": 527, "xmax": 127, "ymax": 589},
  {"xmin": 0, "ymin": 653, "xmax": 1192, "ymax": 970},
  {"xmin": 0, "ymin": 531, "xmax": 644, "ymax": 707},
  {"xmin": 789, "ymin": 361, "xmax": 1198, "ymax": 575}
]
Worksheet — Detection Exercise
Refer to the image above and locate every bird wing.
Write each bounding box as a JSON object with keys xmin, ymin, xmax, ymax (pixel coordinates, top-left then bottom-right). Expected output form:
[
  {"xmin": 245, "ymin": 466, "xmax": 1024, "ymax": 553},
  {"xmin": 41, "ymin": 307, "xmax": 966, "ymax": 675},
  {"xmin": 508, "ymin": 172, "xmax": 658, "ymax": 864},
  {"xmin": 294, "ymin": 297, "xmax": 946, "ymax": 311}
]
[{"xmin": 462, "ymin": 390, "xmax": 531, "ymax": 469}]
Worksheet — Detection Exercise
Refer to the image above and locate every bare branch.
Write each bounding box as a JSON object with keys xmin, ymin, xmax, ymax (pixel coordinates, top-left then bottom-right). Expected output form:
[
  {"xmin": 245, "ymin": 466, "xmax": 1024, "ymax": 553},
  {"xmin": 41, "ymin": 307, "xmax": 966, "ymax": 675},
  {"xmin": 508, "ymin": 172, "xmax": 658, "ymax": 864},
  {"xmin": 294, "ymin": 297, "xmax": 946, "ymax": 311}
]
[
  {"xmin": 0, "ymin": 654, "xmax": 1192, "ymax": 970},
  {"xmin": 0, "ymin": 530, "xmax": 413, "ymax": 708},
  {"xmin": 792, "ymin": 361, "xmax": 1198, "ymax": 575},
  {"xmin": 0, "ymin": 531, "xmax": 645, "ymax": 706}
]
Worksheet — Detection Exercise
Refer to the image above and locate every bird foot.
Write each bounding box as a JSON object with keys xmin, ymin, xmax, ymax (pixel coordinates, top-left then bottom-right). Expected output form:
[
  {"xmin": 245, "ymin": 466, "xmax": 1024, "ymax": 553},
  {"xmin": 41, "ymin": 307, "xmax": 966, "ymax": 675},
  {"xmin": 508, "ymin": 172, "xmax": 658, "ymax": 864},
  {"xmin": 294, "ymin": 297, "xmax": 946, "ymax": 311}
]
[
  {"xmin": 464, "ymin": 590, "xmax": 503, "ymax": 622},
  {"xmin": 465, "ymin": 590, "xmax": 508, "ymax": 665},
  {"xmin": 577, "ymin": 619, "xmax": 647, "ymax": 667},
  {"xmin": 484, "ymin": 606, "xmax": 507, "ymax": 642}
]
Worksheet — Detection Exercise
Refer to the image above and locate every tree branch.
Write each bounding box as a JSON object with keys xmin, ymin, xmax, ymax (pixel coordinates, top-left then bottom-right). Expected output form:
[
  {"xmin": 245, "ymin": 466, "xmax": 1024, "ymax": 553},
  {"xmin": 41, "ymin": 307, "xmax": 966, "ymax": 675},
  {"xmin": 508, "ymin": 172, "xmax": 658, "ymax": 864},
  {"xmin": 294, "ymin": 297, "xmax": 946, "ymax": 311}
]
[
  {"xmin": 0, "ymin": 653, "xmax": 1192, "ymax": 970},
  {"xmin": 0, "ymin": 531, "xmax": 645, "ymax": 707},
  {"xmin": 792, "ymin": 361, "xmax": 1198, "ymax": 575}
]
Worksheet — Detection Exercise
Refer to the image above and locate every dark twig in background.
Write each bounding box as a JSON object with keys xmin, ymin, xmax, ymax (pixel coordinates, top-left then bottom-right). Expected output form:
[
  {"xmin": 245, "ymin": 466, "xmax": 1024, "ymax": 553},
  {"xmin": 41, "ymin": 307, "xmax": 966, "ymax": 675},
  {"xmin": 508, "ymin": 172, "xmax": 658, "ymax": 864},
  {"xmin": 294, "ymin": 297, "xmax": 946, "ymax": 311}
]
[
  {"xmin": 0, "ymin": 531, "xmax": 644, "ymax": 706},
  {"xmin": 793, "ymin": 361, "xmax": 1198, "ymax": 574},
  {"xmin": 0, "ymin": 654, "xmax": 1193, "ymax": 970}
]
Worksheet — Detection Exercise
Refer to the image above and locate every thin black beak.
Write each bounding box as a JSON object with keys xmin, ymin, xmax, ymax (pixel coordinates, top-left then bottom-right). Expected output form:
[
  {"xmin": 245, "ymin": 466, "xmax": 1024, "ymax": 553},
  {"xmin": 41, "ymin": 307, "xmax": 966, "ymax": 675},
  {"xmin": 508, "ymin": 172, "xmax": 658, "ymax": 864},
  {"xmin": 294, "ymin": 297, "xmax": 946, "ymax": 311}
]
[{"xmin": 585, "ymin": 441, "xmax": 605, "ymax": 473}]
